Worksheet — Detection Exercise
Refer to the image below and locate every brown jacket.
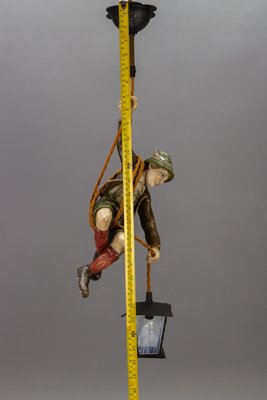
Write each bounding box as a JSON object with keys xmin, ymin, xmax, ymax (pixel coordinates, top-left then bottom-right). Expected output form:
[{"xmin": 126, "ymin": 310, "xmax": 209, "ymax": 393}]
[{"xmin": 101, "ymin": 123, "xmax": 160, "ymax": 250}]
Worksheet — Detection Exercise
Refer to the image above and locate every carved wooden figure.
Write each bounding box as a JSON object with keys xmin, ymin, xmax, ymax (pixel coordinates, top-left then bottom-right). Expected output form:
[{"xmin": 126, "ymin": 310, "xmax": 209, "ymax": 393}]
[{"xmin": 76, "ymin": 97, "xmax": 174, "ymax": 298}]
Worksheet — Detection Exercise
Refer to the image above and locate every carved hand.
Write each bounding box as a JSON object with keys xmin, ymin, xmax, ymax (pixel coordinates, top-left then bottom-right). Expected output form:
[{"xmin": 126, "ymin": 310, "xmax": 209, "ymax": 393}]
[
  {"xmin": 118, "ymin": 96, "xmax": 138, "ymax": 112},
  {"xmin": 146, "ymin": 247, "xmax": 160, "ymax": 264}
]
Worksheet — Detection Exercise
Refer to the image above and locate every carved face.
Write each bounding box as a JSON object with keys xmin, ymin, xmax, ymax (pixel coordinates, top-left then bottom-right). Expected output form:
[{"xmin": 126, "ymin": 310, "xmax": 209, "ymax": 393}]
[{"xmin": 146, "ymin": 166, "xmax": 169, "ymax": 187}]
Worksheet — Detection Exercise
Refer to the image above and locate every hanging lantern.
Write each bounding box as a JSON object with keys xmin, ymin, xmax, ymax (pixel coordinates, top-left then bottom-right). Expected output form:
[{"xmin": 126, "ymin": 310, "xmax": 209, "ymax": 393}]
[
  {"xmin": 136, "ymin": 292, "xmax": 173, "ymax": 358},
  {"xmin": 122, "ymin": 251, "xmax": 173, "ymax": 359},
  {"xmin": 122, "ymin": 290, "xmax": 173, "ymax": 359}
]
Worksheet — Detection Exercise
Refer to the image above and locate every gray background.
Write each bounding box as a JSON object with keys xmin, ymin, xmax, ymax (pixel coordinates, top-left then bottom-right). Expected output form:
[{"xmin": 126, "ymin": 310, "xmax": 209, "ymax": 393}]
[{"xmin": 0, "ymin": 0, "xmax": 267, "ymax": 399}]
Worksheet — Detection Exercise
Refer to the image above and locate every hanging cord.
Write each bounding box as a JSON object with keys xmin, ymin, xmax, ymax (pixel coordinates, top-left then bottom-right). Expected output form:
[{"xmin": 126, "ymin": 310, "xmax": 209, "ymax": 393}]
[
  {"xmin": 89, "ymin": 127, "xmax": 122, "ymax": 228},
  {"xmin": 132, "ymin": 235, "xmax": 153, "ymax": 293},
  {"xmin": 88, "ymin": 127, "xmax": 145, "ymax": 229},
  {"xmin": 89, "ymin": 77, "xmax": 140, "ymax": 229},
  {"xmin": 88, "ymin": 77, "xmax": 155, "ymax": 291},
  {"xmin": 89, "ymin": 77, "xmax": 136, "ymax": 229}
]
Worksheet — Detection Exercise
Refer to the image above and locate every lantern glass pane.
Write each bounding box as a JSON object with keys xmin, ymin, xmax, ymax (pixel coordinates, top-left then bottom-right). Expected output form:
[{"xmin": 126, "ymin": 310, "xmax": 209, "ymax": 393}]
[{"xmin": 137, "ymin": 316, "xmax": 165, "ymax": 355}]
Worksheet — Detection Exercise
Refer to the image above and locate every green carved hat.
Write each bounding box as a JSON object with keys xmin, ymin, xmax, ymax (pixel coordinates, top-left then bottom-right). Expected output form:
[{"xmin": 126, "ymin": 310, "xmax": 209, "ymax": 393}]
[{"xmin": 145, "ymin": 149, "xmax": 175, "ymax": 183}]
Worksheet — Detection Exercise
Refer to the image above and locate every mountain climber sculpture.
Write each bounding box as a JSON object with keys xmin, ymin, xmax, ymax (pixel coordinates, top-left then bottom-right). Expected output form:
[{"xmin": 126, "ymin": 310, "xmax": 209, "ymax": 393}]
[{"xmin": 76, "ymin": 97, "xmax": 174, "ymax": 298}]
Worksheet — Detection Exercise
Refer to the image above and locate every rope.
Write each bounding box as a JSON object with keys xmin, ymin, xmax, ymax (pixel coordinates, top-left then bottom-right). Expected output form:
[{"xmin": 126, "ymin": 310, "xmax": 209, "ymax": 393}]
[
  {"xmin": 113, "ymin": 156, "xmax": 145, "ymax": 226},
  {"xmin": 118, "ymin": 227, "xmax": 154, "ymax": 292},
  {"xmin": 89, "ymin": 77, "xmax": 153, "ymax": 291},
  {"xmin": 147, "ymin": 263, "xmax": 151, "ymax": 293},
  {"xmin": 89, "ymin": 78, "xmax": 136, "ymax": 228},
  {"xmin": 89, "ymin": 127, "xmax": 123, "ymax": 228}
]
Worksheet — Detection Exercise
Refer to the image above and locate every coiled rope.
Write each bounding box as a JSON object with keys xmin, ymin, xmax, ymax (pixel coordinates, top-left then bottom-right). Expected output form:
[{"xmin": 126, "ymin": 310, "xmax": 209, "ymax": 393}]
[{"xmin": 88, "ymin": 78, "xmax": 154, "ymax": 292}]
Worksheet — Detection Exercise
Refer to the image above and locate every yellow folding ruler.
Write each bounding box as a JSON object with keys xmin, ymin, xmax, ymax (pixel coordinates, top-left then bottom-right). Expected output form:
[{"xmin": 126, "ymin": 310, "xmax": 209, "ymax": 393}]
[{"xmin": 119, "ymin": 2, "xmax": 139, "ymax": 400}]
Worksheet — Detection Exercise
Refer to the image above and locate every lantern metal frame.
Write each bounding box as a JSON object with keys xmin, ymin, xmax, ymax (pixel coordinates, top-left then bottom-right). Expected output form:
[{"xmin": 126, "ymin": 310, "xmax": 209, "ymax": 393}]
[
  {"xmin": 136, "ymin": 292, "xmax": 173, "ymax": 359},
  {"xmin": 122, "ymin": 292, "xmax": 173, "ymax": 359}
]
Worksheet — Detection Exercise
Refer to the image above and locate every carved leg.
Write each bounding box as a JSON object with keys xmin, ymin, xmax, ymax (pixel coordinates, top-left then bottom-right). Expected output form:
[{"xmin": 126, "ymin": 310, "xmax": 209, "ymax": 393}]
[
  {"xmin": 89, "ymin": 245, "xmax": 119, "ymax": 275},
  {"xmin": 94, "ymin": 228, "xmax": 109, "ymax": 254}
]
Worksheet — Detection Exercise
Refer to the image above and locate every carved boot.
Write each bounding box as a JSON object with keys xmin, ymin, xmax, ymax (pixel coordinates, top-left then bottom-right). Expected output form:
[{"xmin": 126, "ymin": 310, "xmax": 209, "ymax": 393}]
[
  {"xmin": 76, "ymin": 246, "xmax": 119, "ymax": 298},
  {"xmin": 76, "ymin": 265, "xmax": 92, "ymax": 299}
]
